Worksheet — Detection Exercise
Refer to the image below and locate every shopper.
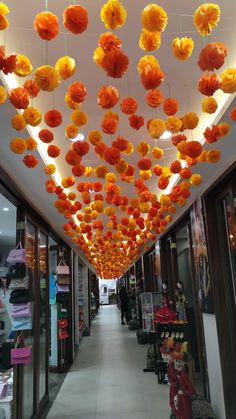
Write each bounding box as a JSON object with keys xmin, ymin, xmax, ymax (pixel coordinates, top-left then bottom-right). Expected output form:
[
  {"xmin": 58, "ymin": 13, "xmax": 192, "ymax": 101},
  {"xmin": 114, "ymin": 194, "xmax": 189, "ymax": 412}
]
[{"xmin": 119, "ymin": 286, "xmax": 129, "ymax": 325}]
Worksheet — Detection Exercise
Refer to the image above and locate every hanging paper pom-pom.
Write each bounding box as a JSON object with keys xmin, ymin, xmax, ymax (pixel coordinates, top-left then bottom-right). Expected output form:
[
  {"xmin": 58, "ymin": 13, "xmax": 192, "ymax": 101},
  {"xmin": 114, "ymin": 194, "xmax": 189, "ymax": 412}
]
[
  {"xmin": 65, "ymin": 92, "xmax": 80, "ymax": 110},
  {"xmin": 47, "ymin": 145, "xmax": 61, "ymax": 158},
  {"xmin": 198, "ymin": 43, "xmax": 227, "ymax": 71},
  {"xmin": 72, "ymin": 164, "xmax": 86, "ymax": 177},
  {"xmin": 101, "ymin": 114, "xmax": 118, "ymax": 134},
  {"xmin": 202, "ymin": 96, "xmax": 218, "ymax": 114},
  {"xmin": 141, "ymin": 4, "xmax": 168, "ymax": 32},
  {"xmin": 104, "ymin": 147, "xmax": 121, "ymax": 165},
  {"xmin": 61, "ymin": 176, "xmax": 75, "ymax": 188},
  {"xmin": 95, "ymin": 165, "xmax": 109, "ymax": 179},
  {"xmin": 66, "ymin": 124, "xmax": 79, "ymax": 139},
  {"xmin": 141, "ymin": 67, "xmax": 165, "ymax": 90},
  {"xmin": 166, "ymin": 116, "xmax": 182, "ymax": 133},
  {"xmin": 88, "ymin": 130, "xmax": 102, "ymax": 146},
  {"xmin": 180, "ymin": 168, "xmax": 192, "ymax": 179},
  {"xmin": 68, "ymin": 82, "xmax": 87, "ymax": 103},
  {"xmin": 190, "ymin": 174, "xmax": 202, "ymax": 186},
  {"xmin": 120, "ymin": 96, "xmax": 138, "ymax": 115},
  {"xmin": 97, "ymin": 85, "xmax": 120, "ymax": 109},
  {"xmin": 193, "ymin": 3, "xmax": 220, "ymax": 36},
  {"xmin": 158, "ymin": 176, "xmax": 169, "ymax": 190},
  {"xmin": 170, "ymin": 160, "xmax": 182, "ymax": 174},
  {"xmin": 182, "ymin": 112, "xmax": 199, "ymax": 130},
  {"xmin": 99, "ymin": 32, "xmax": 122, "ymax": 52},
  {"xmin": 198, "ymin": 72, "xmax": 220, "ymax": 96},
  {"xmin": 23, "ymin": 106, "xmax": 42, "ymax": 127},
  {"xmin": 172, "ymin": 37, "xmax": 194, "ymax": 61},
  {"xmin": 72, "ymin": 140, "xmax": 90, "ymax": 157},
  {"xmin": 184, "ymin": 141, "xmax": 202, "ymax": 158},
  {"xmin": 139, "ymin": 29, "xmax": 161, "ymax": 51},
  {"xmin": 45, "ymin": 164, "xmax": 56, "ymax": 175},
  {"xmin": 35, "ymin": 65, "xmax": 60, "ymax": 92},
  {"xmin": 172, "ymin": 134, "xmax": 187, "ymax": 147},
  {"xmin": 129, "ymin": 115, "xmax": 144, "ymax": 130},
  {"xmin": 39, "ymin": 129, "xmax": 54, "ymax": 143},
  {"xmin": 138, "ymin": 55, "xmax": 159, "ymax": 73},
  {"xmin": 230, "ymin": 107, "xmax": 236, "ymax": 122},
  {"xmin": 10, "ymin": 138, "xmax": 27, "ymax": 154},
  {"xmin": 100, "ymin": 49, "xmax": 129, "ymax": 79},
  {"xmin": 23, "ymin": 80, "xmax": 40, "ymax": 98},
  {"xmin": 163, "ymin": 98, "xmax": 178, "ymax": 116},
  {"xmin": 148, "ymin": 118, "xmax": 166, "ymax": 139},
  {"xmin": 204, "ymin": 125, "xmax": 221, "ymax": 143},
  {"xmin": 23, "ymin": 155, "xmax": 38, "ymax": 168},
  {"xmin": 25, "ymin": 137, "xmax": 38, "ymax": 151},
  {"xmin": 95, "ymin": 142, "xmax": 107, "ymax": 158},
  {"xmin": 151, "ymin": 147, "xmax": 164, "ymax": 159},
  {"xmin": 11, "ymin": 114, "xmax": 26, "ymax": 131},
  {"xmin": 0, "ymin": 3, "xmax": 9, "ymax": 30},
  {"xmin": 0, "ymin": 46, "xmax": 17, "ymax": 74},
  {"xmin": 44, "ymin": 109, "xmax": 62, "ymax": 127},
  {"xmin": 34, "ymin": 12, "xmax": 59, "ymax": 41},
  {"xmin": 100, "ymin": 0, "xmax": 127, "ymax": 30},
  {"xmin": 138, "ymin": 157, "xmax": 152, "ymax": 171},
  {"xmin": 0, "ymin": 85, "xmax": 7, "ymax": 104},
  {"xmin": 71, "ymin": 110, "xmax": 88, "ymax": 127},
  {"xmin": 55, "ymin": 56, "xmax": 76, "ymax": 80},
  {"xmin": 220, "ymin": 68, "xmax": 236, "ymax": 94},
  {"xmin": 137, "ymin": 142, "xmax": 150, "ymax": 156},
  {"xmin": 9, "ymin": 87, "xmax": 29, "ymax": 109},
  {"xmin": 146, "ymin": 89, "xmax": 164, "ymax": 108},
  {"xmin": 112, "ymin": 136, "xmax": 129, "ymax": 152},
  {"xmin": 65, "ymin": 150, "xmax": 82, "ymax": 166},
  {"xmin": 206, "ymin": 149, "xmax": 221, "ymax": 163},
  {"xmin": 14, "ymin": 54, "xmax": 33, "ymax": 77},
  {"xmin": 63, "ymin": 5, "xmax": 88, "ymax": 34}
]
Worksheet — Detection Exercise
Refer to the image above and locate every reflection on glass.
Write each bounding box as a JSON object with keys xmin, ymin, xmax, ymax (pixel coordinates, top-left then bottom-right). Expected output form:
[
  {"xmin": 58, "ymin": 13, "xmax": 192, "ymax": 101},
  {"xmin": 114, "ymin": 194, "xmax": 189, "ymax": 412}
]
[
  {"xmin": 39, "ymin": 231, "xmax": 47, "ymax": 402},
  {"xmin": 23, "ymin": 221, "xmax": 35, "ymax": 419},
  {"xmin": 49, "ymin": 238, "xmax": 58, "ymax": 367}
]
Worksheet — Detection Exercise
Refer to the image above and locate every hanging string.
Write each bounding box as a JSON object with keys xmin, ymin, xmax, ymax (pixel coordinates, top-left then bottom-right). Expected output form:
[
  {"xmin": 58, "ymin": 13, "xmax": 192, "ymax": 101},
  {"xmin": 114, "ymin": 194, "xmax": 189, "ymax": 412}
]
[
  {"xmin": 4, "ymin": 29, "xmax": 6, "ymax": 48},
  {"xmin": 45, "ymin": 40, "xmax": 48, "ymax": 64},
  {"xmin": 52, "ymin": 92, "xmax": 55, "ymax": 108},
  {"xmin": 166, "ymin": 83, "xmax": 171, "ymax": 97},
  {"xmin": 127, "ymin": 79, "xmax": 130, "ymax": 96},
  {"xmin": 179, "ymin": 15, "xmax": 183, "ymax": 38}
]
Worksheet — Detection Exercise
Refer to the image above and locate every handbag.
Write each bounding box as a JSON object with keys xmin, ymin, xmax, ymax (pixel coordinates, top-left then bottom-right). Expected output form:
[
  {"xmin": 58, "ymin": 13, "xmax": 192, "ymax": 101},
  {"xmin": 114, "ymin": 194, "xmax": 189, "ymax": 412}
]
[
  {"xmin": 58, "ymin": 275, "xmax": 70, "ymax": 285},
  {"xmin": 9, "ymin": 289, "xmax": 30, "ymax": 304},
  {"xmin": 56, "ymin": 259, "xmax": 70, "ymax": 275},
  {"xmin": 11, "ymin": 302, "xmax": 31, "ymax": 318},
  {"xmin": 58, "ymin": 319, "xmax": 68, "ymax": 328},
  {"xmin": 0, "ymin": 383, "xmax": 8, "ymax": 398},
  {"xmin": 56, "ymin": 292, "xmax": 69, "ymax": 303},
  {"xmin": 11, "ymin": 334, "xmax": 32, "ymax": 365},
  {"xmin": 6, "ymin": 242, "xmax": 26, "ymax": 264},
  {"xmin": 12, "ymin": 317, "xmax": 32, "ymax": 331},
  {"xmin": 58, "ymin": 328, "xmax": 69, "ymax": 340},
  {"xmin": 6, "ymin": 263, "xmax": 26, "ymax": 279},
  {"xmin": 9, "ymin": 277, "xmax": 29, "ymax": 290},
  {"xmin": 57, "ymin": 285, "xmax": 69, "ymax": 293}
]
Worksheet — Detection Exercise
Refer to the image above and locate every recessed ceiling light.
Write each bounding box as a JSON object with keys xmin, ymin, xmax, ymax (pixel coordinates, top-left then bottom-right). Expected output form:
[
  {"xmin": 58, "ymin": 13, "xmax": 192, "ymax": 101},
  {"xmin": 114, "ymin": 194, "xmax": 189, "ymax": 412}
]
[
  {"xmin": 66, "ymin": 133, "xmax": 85, "ymax": 142},
  {"xmin": 2, "ymin": 207, "xmax": 9, "ymax": 211},
  {"xmin": 160, "ymin": 130, "xmax": 172, "ymax": 140}
]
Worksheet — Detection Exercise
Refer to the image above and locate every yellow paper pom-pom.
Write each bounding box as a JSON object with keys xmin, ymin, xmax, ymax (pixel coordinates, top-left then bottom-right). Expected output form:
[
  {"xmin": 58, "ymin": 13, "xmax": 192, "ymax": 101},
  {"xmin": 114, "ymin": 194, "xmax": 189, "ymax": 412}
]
[
  {"xmin": 12, "ymin": 114, "xmax": 26, "ymax": 131},
  {"xmin": 45, "ymin": 164, "xmax": 56, "ymax": 175},
  {"xmin": 100, "ymin": 0, "xmax": 127, "ymax": 30},
  {"xmin": 139, "ymin": 29, "xmax": 161, "ymax": 51},
  {"xmin": 182, "ymin": 112, "xmax": 199, "ymax": 130},
  {"xmin": 137, "ymin": 141, "xmax": 150, "ymax": 156},
  {"xmin": 141, "ymin": 3, "xmax": 168, "ymax": 32},
  {"xmin": 151, "ymin": 147, "xmax": 164, "ymax": 159},
  {"xmin": 88, "ymin": 130, "xmax": 102, "ymax": 146},
  {"xmin": 23, "ymin": 106, "xmax": 42, "ymax": 127},
  {"xmin": 172, "ymin": 37, "xmax": 194, "ymax": 61},
  {"xmin": 218, "ymin": 122, "xmax": 230, "ymax": 137},
  {"xmin": 137, "ymin": 55, "xmax": 159, "ymax": 73},
  {"xmin": 0, "ymin": 2, "xmax": 9, "ymax": 15},
  {"xmin": 193, "ymin": 3, "xmax": 220, "ymax": 36},
  {"xmin": 71, "ymin": 110, "xmax": 88, "ymax": 127},
  {"xmin": 93, "ymin": 47, "xmax": 105, "ymax": 68},
  {"xmin": 220, "ymin": 68, "xmax": 236, "ymax": 94},
  {"xmin": 66, "ymin": 124, "xmax": 79, "ymax": 139},
  {"xmin": 202, "ymin": 96, "xmax": 218, "ymax": 114},
  {"xmin": 34, "ymin": 65, "xmax": 60, "ymax": 92},
  {"xmin": 10, "ymin": 138, "xmax": 27, "ymax": 154},
  {"xmin": 115, "ymin": 159, "xmax": 128, "ymax": 174},
  {"xmin": 123, "ymin": 142, "xmax": 134, "ymax": 155},
  {"xmin": 139, "ymin": 202, "xmax": 150, "ymax": 213},
  {"xmin": 26, "ymin": 137, "xmax": 38, "ymax": 151},
  {"xmin": 55, "ymin": 56, "xmax": 76, "ymax": 80},
  {"xmin": 166, "ymin": 116, "xmax": 182, "ymax": 133},
  {"xmin": 0, "ymin": 86, "xmax": 7, "ymax": 104},
  {"xmin": 95, "ymin": 165, "xmax": 108, "ymax": 179},
  {"xmin": 65, "ymin": 92, "xmax": 80, "ymax": 110},
  {"xmin": 106, "ymin": 172, "xmax": 117, "ymax": 183},
  {"xmin": 190, "ymin": 174, "xmax": 202, "ymax": 186},
  {"xmin": 85, "ymin": 166, "xmax": 93, "ymax": 177},
  {"xmin": 139, "ymin": 170, "xmax": 152, "ymax": 180},
  {"xmin": 14, "ymin": 54, "xmax": 33, "ymax": 77},
  {"xmin": 206, "ymin": 149, "xmax": 221, "ymax": 163},
  {"xmin": 148, "ymin": 118, "xmax": 166, "ymax": 139}
]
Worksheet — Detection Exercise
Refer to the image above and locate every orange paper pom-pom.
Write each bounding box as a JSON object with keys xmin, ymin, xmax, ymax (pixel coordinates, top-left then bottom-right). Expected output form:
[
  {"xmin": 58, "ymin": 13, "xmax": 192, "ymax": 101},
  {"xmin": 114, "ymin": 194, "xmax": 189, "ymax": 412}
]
[
  {"xmin": 120, "ymin": 96, "xmax": 138, "ymax": 115},
  {"xmin": 34, "ymin": 65, "xmax": 60, "ymax": 92},
  {"xmin": 198, "ymin": 72, "xmax": 220, "ymax": 96},
  {"xmin": 66, "ymin": 124, "xmax": 79, "ymax": 139},
  {"xmin": 101, "ymin": 116, "xmax": 118, "ymax": 134},
  {"xmin": 206, "ymin": 149, "xmax": 221, "ymax": 163},
  {"xmin": 26, "ymin": 137, "xmax": 38, "ymax": 151},
  {"xmin": 34, "ymin": 12, "xmax": 59, "ymax": 41},
  {"xmin": 170, "ymin": 160, "xmax": 182, "ymax": 174},
  {"xmin": 11, "ymin": 114, "xmax": 26, "ymax": 131},
  {"xmin": 141, "ymin": 67, "xmax": 165, "ymax": 90},
  {"xmin": 230, "ymin": 107, "xmax": 236, "ymax": 122},
  {"xmin": 45, "ymin": 164, "xmax": 56, "ymax": 175},
  {"xmin": 0, "ymin": 14, "xmax": 8, "ymax": 31},
  {"xmin": 180, "ymin": 168, "xmax": 192, "ymax": 179},
  {"xmin": 138, "ymin": 157, "xmax": 152, "ymax": 171},
  {"xmin": 72, "ymin": 164, "xmax": 86, "ymax": 177},
  {"xmin": 39, "ymin": 129, "xmax": 54, "ymax": 143},
  {"xmin": 65, "ymin": 150, "xmax": 82, "ymax": 166},
  {"xmin": 129, "ymin": 115, "xmax": 144, "ymax": 130},
  {"xmin": 184, "ymin": 141, "xmax": 202, "ymax": 158},
  {"xmin": 95, "ymin": 142, "xmax": 107, "ymax": 158},
  {"xmin": 198, "ymin": 43, "xmax": 227, "ymax": 71},
  {"xmin": 0, "ymin": 46, "xmax": 17, "ymax": 75},
  {"xmin": 193, "ymin": 3, "xmax": 220, "ymax": 36},
  {"xmin": 204, "ymin": 125, "xmax": 221, "ymax": 143},
  {"xmin": 172, "ymin": 134, "xmax": 187, "ymax": 146},
  {"xmin": 9, "ymin": 87, "xmax": 29, "ymax": 109},
  {"xmin": 146, "ymin": 89, "xmax": 164, "ymax": 108},
  {"xmin": 44, "ymin": 109, "xmax": 62, "ymax": 127},
  {"xmin": 23, "ymin": 154, "xmax": 38, "ymax": 168},
  {"xmin": 47, "ymin": 145, "xmax": 61, "ymax": 158},
  {"xmin": 23, "ymin": 79, "xmax": 40, "ymax": 98},
  {"xmin": 139, "ymin": 29, "xmax": 161, "ymax": 51},
  {"xmin": 104, "ymin": 147, "xmax": 121, "ymax": 165},
  {"xmin": 23, "ymin": 106, "xmax": 42, "ymax": 127},
  {"xmin": 163, "ymin": 97, "xmax": 178, "ymax": 116},
  {"xmin": 100, "ymin": 49, "xmax": 129, "ymax": 79},
  {"xmin": 97, "ymin": 85, "xmax": 119, "ymax": 109},
  {"xmin": 112, "ymin": 136, "xmax": 129, "ymax": 152},
  {"xmin": 88, "ymin": 130, "xmax": 102, "ymax": 146},
  {"xmin": 10, "ymin": 138, "xmax": 27, "ymax": 154},
  {"xmin": 63, "ymin": 5, "xmax": 88, "ymax": 34},
  {"xmin": 68, "ymin": 82, "xmax": 87, "ymax": 103},
  {"xmin": 202, "ymin": 96, "xmax": 218, "ymax": 114},
  {"xmin": 61, "ymin": 176, "xmax": 75, "ymax": 188},
  {"xmin": 99, "ymin": 32, "xmax": 122, "ymax": 52},
  {"xmin": 72, "ymin": 140, "xmax": 90, "ymax": 157}
]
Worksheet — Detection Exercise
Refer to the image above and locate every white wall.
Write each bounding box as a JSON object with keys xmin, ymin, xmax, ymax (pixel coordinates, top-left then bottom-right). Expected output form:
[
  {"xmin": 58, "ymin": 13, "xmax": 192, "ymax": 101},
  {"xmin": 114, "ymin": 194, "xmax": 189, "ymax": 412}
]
[{"xmin": 203, "ymin": 314, "xmax": 226, "ymax": 419}]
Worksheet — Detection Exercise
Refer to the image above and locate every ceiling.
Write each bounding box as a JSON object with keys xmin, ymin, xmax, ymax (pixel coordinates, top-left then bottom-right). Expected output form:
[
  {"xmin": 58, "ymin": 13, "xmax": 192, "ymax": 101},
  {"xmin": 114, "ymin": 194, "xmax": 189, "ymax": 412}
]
[
  {"xmin": 0, "ymin": 1, "xmax": 236, "ymax": 277},
  {"xmin": 0, "ymin": 193, "xmax": 16, "ymax": 246}
]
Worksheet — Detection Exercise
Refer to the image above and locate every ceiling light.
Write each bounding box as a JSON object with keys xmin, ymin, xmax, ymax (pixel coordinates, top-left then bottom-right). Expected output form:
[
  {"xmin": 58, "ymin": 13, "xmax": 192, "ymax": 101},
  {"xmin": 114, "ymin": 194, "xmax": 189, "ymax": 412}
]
[
  {"xmin": 2, "ymin": 207, "xmax": 9, "ymax": 211},
  {"xmin": 67, "ymin": 133, "xmax": 85, "ymax": 142},
  {"xmin": 160, "ymin": 131, "xmax": 172, "ymax": 140}
]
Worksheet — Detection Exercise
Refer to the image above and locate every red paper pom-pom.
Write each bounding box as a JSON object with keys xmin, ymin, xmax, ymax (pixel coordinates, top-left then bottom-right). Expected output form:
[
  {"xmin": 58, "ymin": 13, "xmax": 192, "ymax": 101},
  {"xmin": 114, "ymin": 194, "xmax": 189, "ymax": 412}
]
[
  {"xmin": 23, "ymin": 154, "xmax": 38, "ymax": 168},
  {"xmin": 112, "ymin": 136, "xmax": 129, "ymax": 152},
  {"xmin": 184, "ymin": 141, "xmax": 202, "ymax": 158},
  {"xmin": 163, "ymin": 97, "xmax": 179, "ymax": 116},
  {"xmin": 72, "ymin": 140, "xmax": 89, "ymax": 157},
  {"xmin": 180, "ymin": 168, "xmax": 192, "ymax": 179},
  {"xmin": 138, "ymin": 157, "xmax": 152, "ymax": 170},
  {"xmin": 229, "ymin": 107, "xmax": 236, "ymax": 122},
  {"xmin": 129, "ymin": 115, "xmax": 144, "ymax": 130},
  {"xmin": 170, "ymin": 160, "xmax": 182, "ymax": 173},
  {"xmin": 94, "ymin": 142, "xmax": 108, "ymax": 158},
  {"xmin": 171, "ymin": 134, "xmax": 187, "ymax": 147},
  {"xmin": 198, "ymin": 72, "xmax": 220, "ymax": 96},
  {"xmin": 63, "ymin": 5, "xmax": 88, "ymax": 34},
  {"xmin": 198, "ymin": 43, "xmax": 227, "ymax": 71},
  {"xmin": 120, "ymin": 96, "xmax": 138, "ymax": 115},
  {"xmin": 65, "ymin": 149, "xmax": 82, "ymax": 166},
  {"xmin": 38, "ymin": 129, "xmax": 54, "ymax": 143},
  {"xmin": 158, "ymin": 176, "xmax": 169, "ymax": 190},
  {"xmin": 146, "ymin": 89, "xmax": 164, "ymax": 108},
  {"xmin": 97, "ymin": 85, "xmax": 119, "ymax": 109},
  {"xmin": 101, "ymin": 116, "xmax": 118, "ymax": 134},
  {"xmin": 104, "ymin": 147, "xmax": 121, "ymax": 165},
  {"xmin": 72, "ymin": 164, "xmax": 85, "ymax": 177},
  {"xmin": 68, "ymin": 82, "xmax": 87, "ymax": 103},
  {"xmin": 34, "ymin": 12, "xmax": 59, "ymax": 41},
  {"xmin": 9, "ymin": 87, "xmax": 29, "ymax": 109},
  {"xmin": 23, "ymin": 80, "xmax": 40, "ymax": 98},
  {"xmin": 44, "ymin": 110, "xmax": 62, "ymax": 127},
  {"xmin": 141, "ymin": 67, "xmax": 165, "ymax": 90},
  {"xmin": 204, "ymin": 125, "xmax": 221, "ymax": 143},
  {"xmin": 99, "ymin": 32, "xmax": 122, "ymax": 52},
  {"xmin": 101, "ymin": 49, "xmax": 129, "ymax": 79},
  {"xmin": 47, "ymin": 145, "xmax": 61, "ymax": 158}
]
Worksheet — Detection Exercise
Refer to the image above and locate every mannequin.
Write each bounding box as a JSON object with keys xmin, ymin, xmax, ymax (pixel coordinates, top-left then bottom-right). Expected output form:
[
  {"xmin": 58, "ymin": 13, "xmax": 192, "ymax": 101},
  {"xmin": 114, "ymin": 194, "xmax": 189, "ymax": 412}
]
[
  {"xmin": 175, "ymin": 281, "xmax": 188, "ymax": 324},
  {"xmin": 155, "ymin": 282, "xmax": 177, "ymax": 324}
]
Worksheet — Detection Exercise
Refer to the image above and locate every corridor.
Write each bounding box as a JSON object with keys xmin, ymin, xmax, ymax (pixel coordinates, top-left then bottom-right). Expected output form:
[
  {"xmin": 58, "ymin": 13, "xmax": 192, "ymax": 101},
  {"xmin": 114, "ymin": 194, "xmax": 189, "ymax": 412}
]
[{"xmin": 46, "ymin": 306, "xmax": 169, "ymax": 419}]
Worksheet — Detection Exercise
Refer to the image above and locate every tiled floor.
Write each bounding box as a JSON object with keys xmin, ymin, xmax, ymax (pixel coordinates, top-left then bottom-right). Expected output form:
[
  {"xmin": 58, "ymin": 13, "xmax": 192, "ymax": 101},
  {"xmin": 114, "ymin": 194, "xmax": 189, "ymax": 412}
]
[{"xmin": 46, "ymin": 305, "xmax": 170, "ymax": 419}]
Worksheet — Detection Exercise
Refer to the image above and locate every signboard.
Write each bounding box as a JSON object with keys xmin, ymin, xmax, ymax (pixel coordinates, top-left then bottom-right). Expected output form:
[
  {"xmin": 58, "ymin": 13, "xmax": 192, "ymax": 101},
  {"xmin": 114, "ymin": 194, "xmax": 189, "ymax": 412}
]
[{"xmin": 141, "ymin": 292, "xmax": 161, "ymax": 333}]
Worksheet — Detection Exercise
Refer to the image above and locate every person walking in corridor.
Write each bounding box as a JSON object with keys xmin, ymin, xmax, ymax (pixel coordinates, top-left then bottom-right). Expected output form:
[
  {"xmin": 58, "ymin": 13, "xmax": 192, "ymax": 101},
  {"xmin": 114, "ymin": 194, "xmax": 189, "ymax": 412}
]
[{"xmin": 119, "ymin": 286, "xmax": 129, "ymax": 325}]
